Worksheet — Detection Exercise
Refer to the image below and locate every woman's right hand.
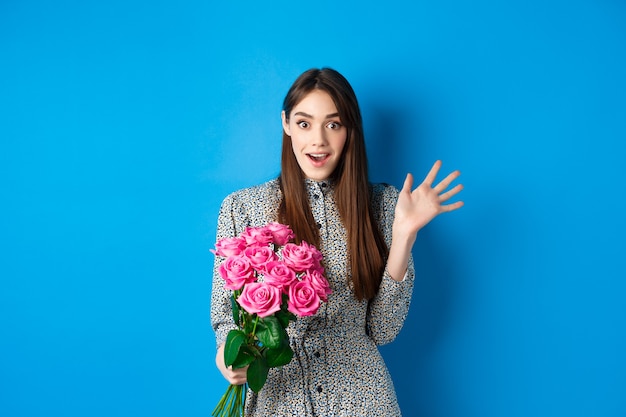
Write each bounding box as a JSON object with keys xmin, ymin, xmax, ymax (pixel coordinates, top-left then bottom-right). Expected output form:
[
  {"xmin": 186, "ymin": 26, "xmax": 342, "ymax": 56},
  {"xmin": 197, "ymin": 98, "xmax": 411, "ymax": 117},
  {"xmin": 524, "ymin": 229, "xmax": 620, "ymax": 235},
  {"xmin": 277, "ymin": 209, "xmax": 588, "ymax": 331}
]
[{"xmin": 216, "ymin": 343, "xmax": 248, "ymax": 385}]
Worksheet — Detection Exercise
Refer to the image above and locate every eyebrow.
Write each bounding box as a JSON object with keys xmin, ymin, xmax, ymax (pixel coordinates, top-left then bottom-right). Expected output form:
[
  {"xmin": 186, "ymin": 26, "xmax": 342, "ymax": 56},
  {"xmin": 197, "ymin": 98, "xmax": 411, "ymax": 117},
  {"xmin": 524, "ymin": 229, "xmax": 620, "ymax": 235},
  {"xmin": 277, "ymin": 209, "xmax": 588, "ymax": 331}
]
[{"xmin": 293, "ymin": 111, "xmax": 340, "ymax": 119}]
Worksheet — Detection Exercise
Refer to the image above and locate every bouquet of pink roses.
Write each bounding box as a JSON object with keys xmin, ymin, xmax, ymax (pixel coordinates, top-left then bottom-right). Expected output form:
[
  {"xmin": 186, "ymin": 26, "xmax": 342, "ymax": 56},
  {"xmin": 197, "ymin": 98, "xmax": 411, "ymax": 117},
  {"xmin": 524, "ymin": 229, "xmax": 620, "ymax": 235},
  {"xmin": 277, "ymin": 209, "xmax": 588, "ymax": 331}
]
[{"xmin": 211, "ymin": 222, "xmax": 332, "ymax": 417}]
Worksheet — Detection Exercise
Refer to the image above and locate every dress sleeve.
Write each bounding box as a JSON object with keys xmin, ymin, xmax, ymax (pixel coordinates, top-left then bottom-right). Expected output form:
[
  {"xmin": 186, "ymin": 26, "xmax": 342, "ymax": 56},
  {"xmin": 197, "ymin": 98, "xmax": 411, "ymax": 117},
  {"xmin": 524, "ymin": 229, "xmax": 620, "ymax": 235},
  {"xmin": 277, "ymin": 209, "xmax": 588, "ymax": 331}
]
[
  {"xmin": 366, "ymin": 258, "xmax": 415, "ymax": 345},
  {"xmin": 365, "ymin": 184, "xmax": 416, "ymax": 345},
  {"xmin": 210, "ymin": 193, "xmax": 246, "ymax": 348}
]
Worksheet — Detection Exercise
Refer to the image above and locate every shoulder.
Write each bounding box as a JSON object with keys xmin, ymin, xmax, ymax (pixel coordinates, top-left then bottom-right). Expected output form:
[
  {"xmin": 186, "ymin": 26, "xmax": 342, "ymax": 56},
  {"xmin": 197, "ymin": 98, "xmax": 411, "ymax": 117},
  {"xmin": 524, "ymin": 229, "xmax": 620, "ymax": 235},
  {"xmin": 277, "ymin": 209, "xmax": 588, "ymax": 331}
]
[
  {"xmin": 218, "ymin": 179, "xmax": 282, "ymax": 226},
  {"xmin": 222, "ymin": 178, "xmax": 281, "ymax": 204},
  {"xmin": 369, "ymin": 182, "xmax": 399, "ymax": 227},
  {"xmin": 370, "ymin": 182, "xmax": 400, "ymax": 204}
]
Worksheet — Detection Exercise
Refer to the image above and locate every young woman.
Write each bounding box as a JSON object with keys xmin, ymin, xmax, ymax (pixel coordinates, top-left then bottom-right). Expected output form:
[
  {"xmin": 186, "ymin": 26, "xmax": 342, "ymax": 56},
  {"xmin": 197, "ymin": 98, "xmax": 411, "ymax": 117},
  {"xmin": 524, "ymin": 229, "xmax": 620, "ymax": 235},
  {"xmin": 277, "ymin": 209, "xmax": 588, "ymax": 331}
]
[{"xmin": 211, "ymin": 68, "xmax": 464, "ymax": 416}]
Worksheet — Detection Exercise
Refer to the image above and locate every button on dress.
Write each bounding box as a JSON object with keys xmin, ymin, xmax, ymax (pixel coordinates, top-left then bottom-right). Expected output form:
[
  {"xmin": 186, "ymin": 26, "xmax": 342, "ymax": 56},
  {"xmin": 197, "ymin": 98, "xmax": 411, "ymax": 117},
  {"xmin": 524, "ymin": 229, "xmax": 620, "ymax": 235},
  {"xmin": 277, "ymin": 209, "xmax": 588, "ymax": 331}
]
[{"xmin": 211, "ymin": 178, "xmax": 415, "ymax": 417}]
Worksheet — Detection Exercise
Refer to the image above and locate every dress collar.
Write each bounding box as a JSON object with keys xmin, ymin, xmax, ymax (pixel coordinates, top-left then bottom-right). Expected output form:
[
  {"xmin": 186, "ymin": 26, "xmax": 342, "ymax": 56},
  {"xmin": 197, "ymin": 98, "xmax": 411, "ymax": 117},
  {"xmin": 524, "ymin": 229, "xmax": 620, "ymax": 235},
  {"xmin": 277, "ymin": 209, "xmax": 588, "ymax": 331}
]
[{"xmin": 304, "ymin": 178, "xmax": 333, "ymax": 196}]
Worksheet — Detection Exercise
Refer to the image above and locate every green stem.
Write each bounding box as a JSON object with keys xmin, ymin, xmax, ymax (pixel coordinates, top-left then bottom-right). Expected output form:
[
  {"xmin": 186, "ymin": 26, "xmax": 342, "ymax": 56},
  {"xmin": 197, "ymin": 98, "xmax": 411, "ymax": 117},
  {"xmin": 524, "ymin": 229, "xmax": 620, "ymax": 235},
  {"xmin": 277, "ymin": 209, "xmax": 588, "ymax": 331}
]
[
  {"xmin": 251, "ymin": 315, "xmax": 259, "ymax": 336},
  {"xmin": 212, "ymin": 383, "xmax": 247, "ymax": 417}
]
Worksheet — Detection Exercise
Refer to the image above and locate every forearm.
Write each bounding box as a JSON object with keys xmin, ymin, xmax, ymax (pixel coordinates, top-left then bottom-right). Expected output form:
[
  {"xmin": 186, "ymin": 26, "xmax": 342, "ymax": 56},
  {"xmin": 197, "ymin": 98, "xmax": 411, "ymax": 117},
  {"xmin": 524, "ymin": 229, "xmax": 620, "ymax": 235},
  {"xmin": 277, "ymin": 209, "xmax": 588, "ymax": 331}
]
[{"xmin": 385, "ymin": 228, "xmax": 417, "ymax": 281}]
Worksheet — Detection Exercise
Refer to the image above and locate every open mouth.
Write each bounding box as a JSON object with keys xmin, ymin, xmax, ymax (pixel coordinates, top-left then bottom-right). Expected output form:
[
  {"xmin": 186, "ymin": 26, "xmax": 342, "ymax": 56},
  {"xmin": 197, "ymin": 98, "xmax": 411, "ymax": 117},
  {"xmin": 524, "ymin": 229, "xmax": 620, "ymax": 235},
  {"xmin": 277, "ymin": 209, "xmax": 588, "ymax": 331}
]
[{"xmin": 307, "ymin": 153, "xmax": 329, "ymax": 162}]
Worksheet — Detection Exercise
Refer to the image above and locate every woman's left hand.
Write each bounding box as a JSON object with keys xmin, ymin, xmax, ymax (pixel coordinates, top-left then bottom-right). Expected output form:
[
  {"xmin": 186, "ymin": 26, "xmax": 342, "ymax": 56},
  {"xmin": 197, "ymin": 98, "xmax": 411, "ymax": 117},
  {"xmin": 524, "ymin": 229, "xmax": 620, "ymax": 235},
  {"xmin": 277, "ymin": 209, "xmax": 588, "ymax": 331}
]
[{"xmin": 394, "ymin": 160, "xmax": 464, "ymax": 237}]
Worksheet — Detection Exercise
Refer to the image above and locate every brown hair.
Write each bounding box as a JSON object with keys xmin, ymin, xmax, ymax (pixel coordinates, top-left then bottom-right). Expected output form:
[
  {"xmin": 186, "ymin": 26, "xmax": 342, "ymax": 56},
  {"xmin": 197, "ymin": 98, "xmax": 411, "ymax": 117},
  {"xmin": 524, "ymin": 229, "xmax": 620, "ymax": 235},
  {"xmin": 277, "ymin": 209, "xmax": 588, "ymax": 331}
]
[{"xmin": 278, "ymin": 68, "xmax": 388, "ymax": 300}]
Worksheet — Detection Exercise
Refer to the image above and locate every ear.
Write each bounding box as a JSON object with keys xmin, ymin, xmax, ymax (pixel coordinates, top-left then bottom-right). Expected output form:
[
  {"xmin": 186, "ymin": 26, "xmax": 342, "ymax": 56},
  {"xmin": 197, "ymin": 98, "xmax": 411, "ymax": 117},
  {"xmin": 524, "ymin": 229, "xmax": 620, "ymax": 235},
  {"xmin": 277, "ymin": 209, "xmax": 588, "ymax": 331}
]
[{"xmin": 281, "ymin": 110, "xmax": 291, "ymax": 136}]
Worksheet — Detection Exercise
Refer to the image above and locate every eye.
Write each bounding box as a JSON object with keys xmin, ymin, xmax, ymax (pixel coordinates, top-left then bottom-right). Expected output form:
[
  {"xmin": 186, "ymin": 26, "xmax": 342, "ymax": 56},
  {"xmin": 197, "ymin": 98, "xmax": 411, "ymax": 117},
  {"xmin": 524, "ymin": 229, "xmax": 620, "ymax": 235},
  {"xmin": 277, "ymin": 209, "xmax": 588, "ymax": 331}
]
[
  {"xmin": 297, "ymin": 121, "xmax": 310, "ymax": 129},
  {"xmin": 326, "ymin": 121, "xmax": 342, "ymax": 130}
]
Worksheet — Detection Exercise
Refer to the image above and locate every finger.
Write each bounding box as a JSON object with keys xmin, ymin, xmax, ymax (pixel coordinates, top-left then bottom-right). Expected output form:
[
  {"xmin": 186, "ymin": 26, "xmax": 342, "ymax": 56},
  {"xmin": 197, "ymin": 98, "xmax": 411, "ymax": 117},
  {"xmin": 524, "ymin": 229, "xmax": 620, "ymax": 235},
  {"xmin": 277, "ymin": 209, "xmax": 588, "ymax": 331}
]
[
  {"xmin": 423, "ymin": 160, "xmax": 442, "ymax": 187},
  {"xmin": 441, "ymin": 200, "xmax": 465, "ymax": 212},
  {"xmin": 227, "ymin": 367, "xmax": 248, "ymax": 384},
  {"xmin": 231, "ymin": 371, "xmax": 248, "ymax": 383},
  {"xmin": 438, "ymin": 183, "xmax": 464, "ymax": 202},
  {"xmin": 401, "ymin": 173, "xmax": 414, "ymax": 194},
  {"xmin": 228, "ymin": 374, "xmax": 247, "ymax": 385},
  {"xmin": 230, "ymin": 365, "xmax": 248, "ymax": 374},
  {"xmin": 433, "ymin": 170, "xmax": 461, "ymax": 194}
]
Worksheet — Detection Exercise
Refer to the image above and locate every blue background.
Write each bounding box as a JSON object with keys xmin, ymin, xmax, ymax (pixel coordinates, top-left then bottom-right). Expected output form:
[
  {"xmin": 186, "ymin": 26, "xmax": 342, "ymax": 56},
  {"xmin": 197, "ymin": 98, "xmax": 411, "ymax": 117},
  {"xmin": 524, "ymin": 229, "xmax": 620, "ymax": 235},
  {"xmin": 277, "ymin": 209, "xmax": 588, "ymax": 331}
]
[{"xmin": 2, "ymin": 1, "xmax": 625, "ymax": 416}]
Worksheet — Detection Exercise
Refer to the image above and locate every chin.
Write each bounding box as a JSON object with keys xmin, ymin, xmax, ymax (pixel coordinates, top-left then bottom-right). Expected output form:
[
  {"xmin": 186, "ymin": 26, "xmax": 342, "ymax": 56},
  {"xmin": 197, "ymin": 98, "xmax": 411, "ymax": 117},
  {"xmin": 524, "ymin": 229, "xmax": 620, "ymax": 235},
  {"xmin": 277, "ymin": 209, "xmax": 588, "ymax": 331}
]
[{"xmin": 304, "ymin": 172, "xmax": 331, "ymax": 181}]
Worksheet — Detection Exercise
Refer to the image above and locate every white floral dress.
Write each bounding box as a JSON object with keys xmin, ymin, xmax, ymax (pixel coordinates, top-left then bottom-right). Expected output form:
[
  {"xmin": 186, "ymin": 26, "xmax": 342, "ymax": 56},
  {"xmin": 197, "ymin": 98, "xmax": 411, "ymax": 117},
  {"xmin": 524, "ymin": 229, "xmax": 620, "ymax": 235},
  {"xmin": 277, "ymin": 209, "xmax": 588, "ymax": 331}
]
[{"xmin": 211, "ymin": 178, "xmax": 415, "ymax": 417}]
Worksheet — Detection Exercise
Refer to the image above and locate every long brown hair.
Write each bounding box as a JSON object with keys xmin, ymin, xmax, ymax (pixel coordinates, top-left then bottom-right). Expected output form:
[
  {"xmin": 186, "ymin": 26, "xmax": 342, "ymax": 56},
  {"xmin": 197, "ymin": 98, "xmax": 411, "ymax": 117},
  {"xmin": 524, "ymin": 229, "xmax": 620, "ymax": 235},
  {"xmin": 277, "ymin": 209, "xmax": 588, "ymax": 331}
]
[{"xmin": 278, "ymin": 68, "xmax": 388, "ymax": 300}]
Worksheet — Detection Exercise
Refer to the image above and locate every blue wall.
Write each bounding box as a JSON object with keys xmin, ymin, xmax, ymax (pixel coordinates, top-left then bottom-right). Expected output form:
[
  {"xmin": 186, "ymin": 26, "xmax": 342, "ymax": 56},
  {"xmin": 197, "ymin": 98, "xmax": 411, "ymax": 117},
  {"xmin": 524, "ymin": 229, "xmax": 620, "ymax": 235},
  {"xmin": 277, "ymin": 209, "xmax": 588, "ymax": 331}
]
[{"xmin": 2, "ymin": 1, "xmax": 625, "ymax": 416}]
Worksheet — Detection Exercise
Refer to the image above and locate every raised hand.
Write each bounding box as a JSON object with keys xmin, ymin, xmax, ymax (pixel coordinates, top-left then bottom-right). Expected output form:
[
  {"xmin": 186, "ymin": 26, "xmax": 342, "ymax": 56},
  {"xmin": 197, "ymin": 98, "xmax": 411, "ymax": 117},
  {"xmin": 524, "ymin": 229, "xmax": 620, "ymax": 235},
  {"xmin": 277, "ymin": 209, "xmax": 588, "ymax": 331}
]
[{"xmin": 394, "ymin": 160, "xmax": 464, "ymax": 236}]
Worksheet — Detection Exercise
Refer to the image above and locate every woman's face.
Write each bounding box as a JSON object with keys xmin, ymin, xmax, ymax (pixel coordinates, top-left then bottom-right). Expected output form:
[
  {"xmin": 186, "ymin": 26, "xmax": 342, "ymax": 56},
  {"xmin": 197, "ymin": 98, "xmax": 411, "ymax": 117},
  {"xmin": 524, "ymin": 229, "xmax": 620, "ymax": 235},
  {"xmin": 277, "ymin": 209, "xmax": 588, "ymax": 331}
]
[{"xmin": 282, "ymin": 90, "xmax": 347, "ymax": 181}]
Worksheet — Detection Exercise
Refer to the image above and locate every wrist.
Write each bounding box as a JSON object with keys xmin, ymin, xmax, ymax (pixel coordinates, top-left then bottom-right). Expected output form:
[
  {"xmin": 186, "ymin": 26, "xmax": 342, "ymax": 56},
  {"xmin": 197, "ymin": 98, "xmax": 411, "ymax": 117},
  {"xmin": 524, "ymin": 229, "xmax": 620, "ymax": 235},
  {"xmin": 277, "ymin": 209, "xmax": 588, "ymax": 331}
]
[{"xmin": 391, "ymin": 230, "xmax": 417, "ymax": 249}]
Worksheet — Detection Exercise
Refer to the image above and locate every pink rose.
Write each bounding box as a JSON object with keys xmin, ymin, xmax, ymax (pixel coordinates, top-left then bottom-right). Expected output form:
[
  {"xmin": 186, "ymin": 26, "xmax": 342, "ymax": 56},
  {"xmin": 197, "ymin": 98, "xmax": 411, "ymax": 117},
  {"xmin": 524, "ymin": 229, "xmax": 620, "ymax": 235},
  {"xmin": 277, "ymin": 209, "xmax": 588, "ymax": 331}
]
[
  {"xmin": 243, "ymin": 246, "xmax": 278, "ymax": 271},
  {"xmin": 218, "ymin": 256, "xmax": 256, "ymax": 290},
  {"xmin": 211, "ymin": 236, "xmax": 246, "ymax": 257},
  {"xmin": 263, "ymin": 260, "xmax": 297, "ymax": 292},
  {"xmin": 281, "ymin": 243, "xmax": 317, "ymax": 272},
  {"xmin": 300, "ymin": 240, "xmax": 323, "ymax": 263},
  {"xmin": 287, "ymin": 280, "xmax": 321, "ymax": 317},
  {"xmin": 240, "ymin": 226, "xmax": 274, "ymax": 247},
  {"xmin": 265, "ymin": 222, "xmax": 295, "ymax": 246},
  {"xmin": 237, "ymin": 282, "xmax": 282, "ymax": 318},
  {"xmin": 302, "ymin": 269, "xmax": 332, "ymax": 302}
]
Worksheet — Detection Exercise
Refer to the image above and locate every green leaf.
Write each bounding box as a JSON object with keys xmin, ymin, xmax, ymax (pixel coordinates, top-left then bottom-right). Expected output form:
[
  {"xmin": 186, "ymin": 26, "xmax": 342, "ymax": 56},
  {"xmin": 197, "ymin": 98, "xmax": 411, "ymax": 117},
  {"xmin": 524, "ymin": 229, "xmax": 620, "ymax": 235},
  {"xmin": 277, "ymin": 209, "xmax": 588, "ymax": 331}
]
[
  {"xmin": 224, "ymin": 329, "xmax": 246, "ymax": 367},
  {"xmin": 256, "ymin": 316, "xmax": 286, "ymax": 349},
  {"xmin": 247, "ymin": 357, "xmax": 269, "ymax": 393},
  {"xmin": 264, "ymin": 340, "xmax": 294, "ymax": 368},
  {"xmin": 254, "ymin": 318, "xmax": 267, "ymax": 333},
  {"xmin": 231, "ymin": 345, "xmax": 257, "ymax": 369},
  {"xmin": 230, "ymin": 296, "xmax": 241, "ymax": 327},
  {"xmin": 275, "ymin": 309, "xmax": 296, "ymax": 328}
]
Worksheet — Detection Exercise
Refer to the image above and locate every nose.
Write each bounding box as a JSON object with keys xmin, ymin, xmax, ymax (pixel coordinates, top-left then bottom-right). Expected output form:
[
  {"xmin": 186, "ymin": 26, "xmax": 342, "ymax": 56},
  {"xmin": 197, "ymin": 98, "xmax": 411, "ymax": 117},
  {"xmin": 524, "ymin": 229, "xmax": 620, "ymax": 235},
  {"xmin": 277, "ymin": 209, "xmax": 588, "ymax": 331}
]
[{"xmin": 311, "ymin": 125, "xmax": 329, "ymax": 146}]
